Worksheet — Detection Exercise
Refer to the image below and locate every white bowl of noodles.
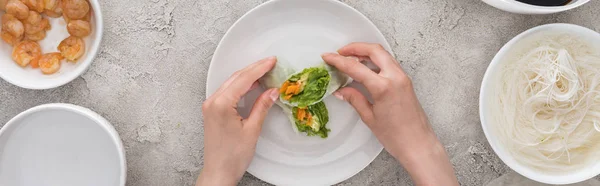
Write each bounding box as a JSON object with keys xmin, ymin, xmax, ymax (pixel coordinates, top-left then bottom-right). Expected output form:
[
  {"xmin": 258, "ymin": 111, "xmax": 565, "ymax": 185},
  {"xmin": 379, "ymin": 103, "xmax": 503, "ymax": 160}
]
[
  {"xmin": 480, "ymin": 23, "xmax": 600, "ymax": 184},
  {"xmin": 0, "ymin": 0, "xmax": 103, "ymax": 89}
]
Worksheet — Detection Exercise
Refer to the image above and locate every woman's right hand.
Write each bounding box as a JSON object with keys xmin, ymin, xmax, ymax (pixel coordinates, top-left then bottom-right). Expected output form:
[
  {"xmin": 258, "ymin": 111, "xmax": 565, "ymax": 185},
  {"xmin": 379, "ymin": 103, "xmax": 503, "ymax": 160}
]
[{"xmin": 322, "ymin": 43, "xmax": 458, "ymax": 186}]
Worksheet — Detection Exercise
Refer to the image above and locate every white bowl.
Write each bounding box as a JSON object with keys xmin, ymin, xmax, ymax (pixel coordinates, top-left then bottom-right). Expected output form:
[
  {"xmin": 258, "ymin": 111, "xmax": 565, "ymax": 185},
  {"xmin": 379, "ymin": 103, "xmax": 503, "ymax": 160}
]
[
  {"xmin": 0, "ymin": 103, "xmax": 126, "ymax": 186},
  {"xmin": 0, "ymin": 1, "xmax": 103, "ymax": 89},
  {"xmin": 480, "ymin": 23, "xmax": 600, "ymax": 185},
  {"xmin": 482, "ymin": 0, "xmax": 590, "ymax": 14}
]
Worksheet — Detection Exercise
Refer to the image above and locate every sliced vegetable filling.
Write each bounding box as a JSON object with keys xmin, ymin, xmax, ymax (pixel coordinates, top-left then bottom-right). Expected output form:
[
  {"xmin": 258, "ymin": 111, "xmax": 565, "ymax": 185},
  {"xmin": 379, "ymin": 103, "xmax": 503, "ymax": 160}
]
[
  {"xmin": 292, "ymin": 101, "xmax": 330, "ymax": 138},
  {"xmin": 280, "ymin": 67, "xmax": 330, "ymax": 107}
]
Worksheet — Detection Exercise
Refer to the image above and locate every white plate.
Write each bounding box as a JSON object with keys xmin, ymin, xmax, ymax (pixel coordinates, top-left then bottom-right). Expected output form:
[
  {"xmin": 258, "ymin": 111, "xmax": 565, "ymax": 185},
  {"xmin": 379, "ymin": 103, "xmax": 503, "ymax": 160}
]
[
  {"xmin": 206, "ymin": 0, "xmax": 391, "ymax": 185},
  {"xmin": 0, "ymin": 0, "xmax": 103, "ymax": 90},
  {"xmin": 0, "ymin": 104, "xmax": 126, "ymax": 186}
]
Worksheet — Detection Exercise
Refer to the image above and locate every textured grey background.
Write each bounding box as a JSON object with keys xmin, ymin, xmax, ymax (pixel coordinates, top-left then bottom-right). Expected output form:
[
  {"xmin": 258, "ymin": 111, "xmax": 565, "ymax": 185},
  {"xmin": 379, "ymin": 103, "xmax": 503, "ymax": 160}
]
[{"xmin": 1, "ymin": 0, "xmax": 600, "ymax": 185}]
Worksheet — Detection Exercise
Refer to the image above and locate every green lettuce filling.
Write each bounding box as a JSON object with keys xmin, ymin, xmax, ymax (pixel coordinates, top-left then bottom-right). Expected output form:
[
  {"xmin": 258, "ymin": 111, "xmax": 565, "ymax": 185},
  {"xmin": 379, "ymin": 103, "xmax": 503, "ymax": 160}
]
[
  {"xmin": 284, "ymin": 67, "xmax": 330, "ymax": 107},
  {"xmin": 292, "ymin": 101, "xmax": 330, "ymax": 138}
]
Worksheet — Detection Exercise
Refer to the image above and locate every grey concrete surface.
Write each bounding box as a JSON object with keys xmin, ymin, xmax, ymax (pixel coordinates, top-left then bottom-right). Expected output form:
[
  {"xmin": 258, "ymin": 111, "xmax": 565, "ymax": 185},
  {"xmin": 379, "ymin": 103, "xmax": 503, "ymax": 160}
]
[{"xmin": 1, "ymin": 0, "xmax": 600, "ymax": 185}]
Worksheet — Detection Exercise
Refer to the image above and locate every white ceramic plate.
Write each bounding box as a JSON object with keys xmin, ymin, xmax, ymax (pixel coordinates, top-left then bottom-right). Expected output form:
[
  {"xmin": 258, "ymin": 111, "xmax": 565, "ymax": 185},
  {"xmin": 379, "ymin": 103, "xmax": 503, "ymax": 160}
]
[
  {"xmin": 0, "ymin": 0, "xmax": 103, "ymax": 90},
  {"xmin": 0, "ymin": 103, "xmax": 126, "ymax": 186},
  {"xmin": 206, "ymin": 0, "xmax": 391, "ymax": 185},
  {"xmin": 480, "ymin": 23, "xmax": 600, "ymax": 184}
]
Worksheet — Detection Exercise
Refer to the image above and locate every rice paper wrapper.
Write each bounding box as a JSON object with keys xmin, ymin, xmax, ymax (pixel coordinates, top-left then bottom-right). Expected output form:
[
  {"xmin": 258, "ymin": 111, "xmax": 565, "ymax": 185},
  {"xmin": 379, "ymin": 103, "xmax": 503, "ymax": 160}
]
[{"xmin": 259, "ymin": 57, "xmax": 301, "ymax": 133}]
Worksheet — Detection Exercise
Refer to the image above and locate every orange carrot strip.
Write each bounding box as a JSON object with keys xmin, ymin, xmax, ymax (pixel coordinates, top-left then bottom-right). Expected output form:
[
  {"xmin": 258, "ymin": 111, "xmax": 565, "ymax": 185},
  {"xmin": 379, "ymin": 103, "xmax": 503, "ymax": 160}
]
[
  {"xmin": 297, "ymin": 109, "xmax": 306, "ymax": 121},
  {"xmin": 294, "ymin": 85, "xmax": 302, "ymax": 94},
  {"xmin": 285, "ymin": 85, "xmax": 298, "ymax": 95},
  {"xmin": 306, "ymin": 113, "xmax": 313, "ymax": 126},
  {"xmin": 280, "ymin": 81, "xmax": 290, "ymax": 94},
  {"xmin": 284, "ymin": 94, "xmax": 293, "ymax": 100}
]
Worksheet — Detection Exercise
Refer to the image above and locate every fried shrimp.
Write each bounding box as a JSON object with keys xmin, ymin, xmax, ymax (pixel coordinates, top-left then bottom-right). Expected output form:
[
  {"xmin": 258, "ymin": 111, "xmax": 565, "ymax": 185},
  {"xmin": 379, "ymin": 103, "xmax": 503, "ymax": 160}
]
[
  {"xmin": 24, "ymin": 30, "xmax": 45, "ymax": 41},
  {"xmin": 24, "ymin": 13, "xmax": 50, "ymax": 35},
  {"xmin": 6, "ymin": 0, "xmax": 30, "ymax": 20},
  {"xmin": 12, "ymin": 40, "xmax": 42, "ymax": 67},
  {"xmin": 66, "ymin": 20, "xmax": 90, "ymax": 37},
  {"xmin": 1, "ymin": 14, "xmax": 24, "ymax": 45},
  {"xmin": 38, "ymin": 52, "xmax": 64, "ymax": 74},
  {"xmin": 1, "ymin": 30, "xmax": 23, "ymax": 46},
  {"xmin": 23, "ymin": 10, "xmax": 41, "ymax": 24},
  {"xmin": 43, "ymin": 0, "xmax": 62, "ymax": 17},
  {"xmin": 23, "ymin": 11, "xmax": 41, "ymax": 34},
  {"xmin": 62, "ymin": 0, "xmax": 89, "ymax": 20},
  {"xmin": 44, "ymin": 0, "xmax": 63, "ymax": 18},
  {"xmin": 57, "ymin": 36, "xmax": 84, "ymax": 62},
  {"xmin": 21, "ymin": 0, "xmax": 44, "ymax": 13},
  {"xmin": 2, "ymin": 15, "xmax": 24, "ymax": 38}
]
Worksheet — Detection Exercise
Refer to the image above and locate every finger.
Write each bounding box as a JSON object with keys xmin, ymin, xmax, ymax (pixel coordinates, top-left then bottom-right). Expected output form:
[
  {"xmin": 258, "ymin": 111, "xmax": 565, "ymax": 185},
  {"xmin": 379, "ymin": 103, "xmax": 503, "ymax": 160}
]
[
  {"xmin": 243, "ymin": 88, "xmax": 279, "ymax": 137},
  {"xmin": 322, "ymin": 53, "xmax": 383, "ymax": 88},
  {"xmin": 213, "ymin": 57, "xmax": 273, "ymax": 97},
  {"xmin": 337, "ymin": 42, "xmax": 399, "ymax": 70},
  {"xmin": 333, "ymin": 87, "xmax": 375, "ymax": 125},
  {"xmin": 249, "ymin": 81, "xmax": 260, "ymax": 91},
  {"xmin": 207, "ymin": 72, "xmax": 241, "ymax": 101},
  {"xmin": 222, "ymin": 56, "xmax": 277, "ymax": 100}
]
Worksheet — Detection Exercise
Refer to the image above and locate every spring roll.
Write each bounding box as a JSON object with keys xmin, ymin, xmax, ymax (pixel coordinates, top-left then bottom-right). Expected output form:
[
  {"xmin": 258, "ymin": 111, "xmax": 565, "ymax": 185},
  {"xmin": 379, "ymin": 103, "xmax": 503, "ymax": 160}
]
[
  {"xmin": 278, "ymin": 64, "xmax": 351, "ymax": 108},
  {"xmin": 291, "ymin": 101, "xmax": 330, "ymax": 138},
  {"xmin": 259, "ymin": 57, "xmax": 343, "ymax": 138}
]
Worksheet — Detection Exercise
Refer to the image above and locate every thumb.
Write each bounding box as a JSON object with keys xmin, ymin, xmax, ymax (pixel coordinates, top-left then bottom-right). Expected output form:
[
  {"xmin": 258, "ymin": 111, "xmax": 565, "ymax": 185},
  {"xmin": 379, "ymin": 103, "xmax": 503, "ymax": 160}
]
[
  {"xmin": 244, "ymin": 88, "xmax": 279, "ymax": 137},
  {"xmin": 334, "ymin": 87, "xmax": 374, "ymax": 124}
]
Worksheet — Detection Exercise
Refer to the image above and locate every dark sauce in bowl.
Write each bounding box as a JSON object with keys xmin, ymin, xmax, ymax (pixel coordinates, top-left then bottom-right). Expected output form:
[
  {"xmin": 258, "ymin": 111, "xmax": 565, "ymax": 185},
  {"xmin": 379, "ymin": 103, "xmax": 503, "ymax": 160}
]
[{"xmin": 516, "ymin": 0, "xmax": 572, "ymax": 6}]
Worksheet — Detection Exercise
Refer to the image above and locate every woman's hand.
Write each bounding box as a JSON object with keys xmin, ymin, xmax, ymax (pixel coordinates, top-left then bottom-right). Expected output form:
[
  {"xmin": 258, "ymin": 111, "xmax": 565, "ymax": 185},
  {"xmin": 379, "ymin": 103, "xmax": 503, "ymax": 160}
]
[
  {"xmin": 197, "ymin": 57, "xmax": 279, "ymax": 186},
  {"xmin": 322, "ymin": 43, "xmax": 458, "ymax": 186}
]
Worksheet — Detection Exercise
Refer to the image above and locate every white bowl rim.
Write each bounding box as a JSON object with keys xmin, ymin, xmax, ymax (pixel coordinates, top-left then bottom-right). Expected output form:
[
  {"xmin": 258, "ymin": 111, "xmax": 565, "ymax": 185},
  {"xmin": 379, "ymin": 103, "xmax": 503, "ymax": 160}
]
[
  {"xmin": 479, "ymin": 23, "xmax": 600, "ymax": 185},
  {"xmin": 0, "ymin": 103, "xmax": 127, "ymax": 186},
  {"xmin": 504, "ymin": 0, "xmax": 591, "ymax": 10},
  {"xmin": 0, "ymin": 0, "xmax": 104, "ymax": 90}
]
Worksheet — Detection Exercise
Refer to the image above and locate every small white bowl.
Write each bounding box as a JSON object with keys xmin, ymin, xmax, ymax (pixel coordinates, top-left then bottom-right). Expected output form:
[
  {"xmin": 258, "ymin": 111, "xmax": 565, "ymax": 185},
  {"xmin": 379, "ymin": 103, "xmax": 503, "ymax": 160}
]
[
  {"xmin": 0, "ymin": 0, "xmax": 103, "ymax": 89},
  {"xmin": 0, "ymin": 103, "xmax": 126, "ymax": 186},
  {"xmin": 482, "ymin": 0, "xmax": 590, "ymax": 14},
  {"xmin": 480, "ymin": 23, "xmax": 600, "ymax": 185}
]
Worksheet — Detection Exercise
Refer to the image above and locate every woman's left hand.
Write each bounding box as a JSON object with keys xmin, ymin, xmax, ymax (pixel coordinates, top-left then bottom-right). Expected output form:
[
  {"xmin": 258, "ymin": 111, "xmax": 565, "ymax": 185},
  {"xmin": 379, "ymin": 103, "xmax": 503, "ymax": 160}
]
[{"xmin": 196, "ymin": 57, "xmax": 279, "ymax": 186}]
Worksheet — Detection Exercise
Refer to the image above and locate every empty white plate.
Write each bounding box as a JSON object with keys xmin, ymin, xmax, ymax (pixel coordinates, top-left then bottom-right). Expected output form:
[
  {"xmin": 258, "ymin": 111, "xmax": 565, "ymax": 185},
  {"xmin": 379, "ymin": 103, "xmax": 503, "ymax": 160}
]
[
  {"xmin": 0, "ymin": 104, "xmax": 126, "ymax": 186},
  {"xmin": 206, "ymin": 0, "xmax": 391, "ymax": 185}
]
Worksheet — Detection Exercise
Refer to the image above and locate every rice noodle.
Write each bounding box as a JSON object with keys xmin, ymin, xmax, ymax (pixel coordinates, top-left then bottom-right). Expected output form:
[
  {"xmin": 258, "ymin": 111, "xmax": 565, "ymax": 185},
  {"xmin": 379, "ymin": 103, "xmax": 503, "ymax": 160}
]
[{"xmin": 492, "ymin": 34, "xmax": 600, "ymax": 172}]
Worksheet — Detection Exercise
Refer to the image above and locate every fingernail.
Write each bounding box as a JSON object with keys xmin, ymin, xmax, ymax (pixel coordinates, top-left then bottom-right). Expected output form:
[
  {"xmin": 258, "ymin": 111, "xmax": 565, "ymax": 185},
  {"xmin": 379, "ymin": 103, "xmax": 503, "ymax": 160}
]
[
  {"xmin": 269, "ymin": 89, "xmax": 279, "ymax": 101},
  {"xmin": 346, "ymin": 56, "xmax": 360, "ymax": 62},
  {"xmin": 265, "ymin": 56, "xmax": 276, "ymax": 61},
  {"xmin": 333, "ymin": 92, "xmax": 344, "ymax": 101},
  {"xmin": 321, "ymin": 53, "xmax": 336, "ymax": 58}
]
